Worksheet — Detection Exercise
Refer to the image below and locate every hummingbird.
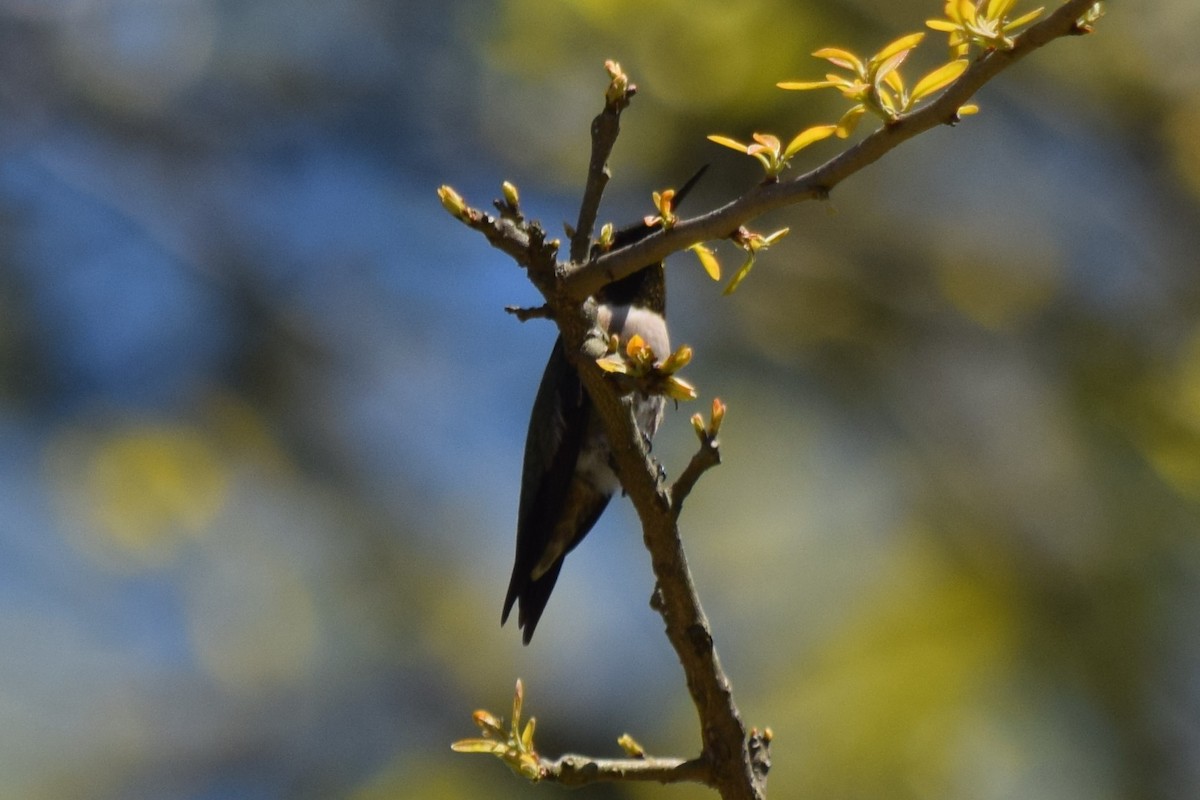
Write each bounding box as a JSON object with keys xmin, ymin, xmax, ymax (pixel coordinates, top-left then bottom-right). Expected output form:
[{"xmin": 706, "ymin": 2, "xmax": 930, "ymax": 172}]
[{"xmin": 502, "ymin": 167, "xmax": 707, "ymax": 644}]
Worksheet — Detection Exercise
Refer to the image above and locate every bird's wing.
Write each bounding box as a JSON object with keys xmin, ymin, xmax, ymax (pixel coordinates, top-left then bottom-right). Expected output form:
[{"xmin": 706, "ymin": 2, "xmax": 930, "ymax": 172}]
[{"xmin": 502, "ymin": 337, "xmax": 591, "ymax": 631}]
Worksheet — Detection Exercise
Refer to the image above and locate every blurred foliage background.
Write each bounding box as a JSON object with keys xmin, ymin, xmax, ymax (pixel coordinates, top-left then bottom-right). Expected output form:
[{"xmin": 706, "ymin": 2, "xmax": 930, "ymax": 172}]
[{"xmin": 1, "ymin": 1, "xmax": 1197, "ymax": 798}]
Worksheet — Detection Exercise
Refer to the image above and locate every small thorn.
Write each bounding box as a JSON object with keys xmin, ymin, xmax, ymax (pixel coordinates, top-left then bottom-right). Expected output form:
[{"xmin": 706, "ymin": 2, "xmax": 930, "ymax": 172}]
[
  {"xmin": 505, "ymin": 304, "xmax": 552, "ymax": 322},
  {"xmin": 649, "ymin": 583, "xmax": 665, "ymax": 611}
]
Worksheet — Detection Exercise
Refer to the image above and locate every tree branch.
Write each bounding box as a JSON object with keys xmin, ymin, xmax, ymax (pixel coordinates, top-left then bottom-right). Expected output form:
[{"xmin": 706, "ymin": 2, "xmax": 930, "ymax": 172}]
[
  {"xmin": 443, "ymin": 4, "xmax": 1098, "ymax": 796},
  {"xmin": 567, "ymin": 355, "xmax": 764, "ymax": 799},
  {"xmin": 561, "ymin": 0, "xmax": 1100, "ymax": 300}
]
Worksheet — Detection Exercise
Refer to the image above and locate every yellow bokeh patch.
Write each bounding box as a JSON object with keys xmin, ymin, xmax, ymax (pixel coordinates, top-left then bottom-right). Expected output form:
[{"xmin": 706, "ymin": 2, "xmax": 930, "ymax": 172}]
[
  {"xmin": 934, "ymin": 242, "xmax": 1060, "ymax": 330},
  {"xmin": 88, "ymin": 427, "xmax": 226, "ymax": 546},
  {"xmin": 47, "ymin": 421, "xmax": 229, "ymax": 568}
]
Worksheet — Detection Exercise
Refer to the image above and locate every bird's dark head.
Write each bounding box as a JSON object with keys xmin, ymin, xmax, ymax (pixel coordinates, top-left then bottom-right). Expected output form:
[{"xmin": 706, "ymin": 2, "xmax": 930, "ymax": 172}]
[
  {"xmin": 593, "ymin": 165, "xmax": 708, "ymax": 314},
  {"xmin": 600, "ymin": 227, "xmax": 667, "ymax": 312}
]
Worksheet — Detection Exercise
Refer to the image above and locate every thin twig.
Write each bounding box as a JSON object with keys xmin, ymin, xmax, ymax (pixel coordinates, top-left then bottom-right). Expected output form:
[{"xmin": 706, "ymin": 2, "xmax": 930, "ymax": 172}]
[
  {"xmin": 570, "ymin": 76, "xmax": 637, "ymax": 263},
  {"xmin": 671, "ymin": 436, "xmax": 721, "ymax": 518},
  {"xmin": 453, "ymin": 207, "xmax": 540, "ymax": 268},
  {"xmin": 543, "ymin": 754, "xmax": 712, "ymax": 787}
]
